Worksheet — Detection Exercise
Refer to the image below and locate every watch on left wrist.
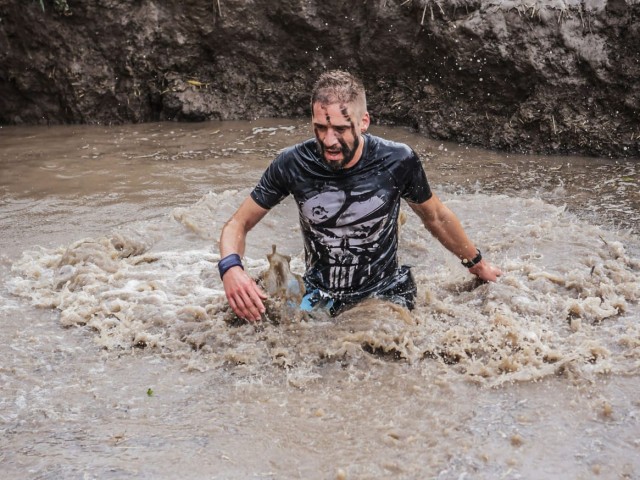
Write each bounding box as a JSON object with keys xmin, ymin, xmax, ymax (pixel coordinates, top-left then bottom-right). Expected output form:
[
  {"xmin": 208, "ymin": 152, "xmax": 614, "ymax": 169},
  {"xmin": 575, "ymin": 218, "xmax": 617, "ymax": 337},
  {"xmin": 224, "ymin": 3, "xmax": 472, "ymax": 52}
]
[{"xmin": 461, "ymin": 249, "xmax": 482, "ymax": 269}]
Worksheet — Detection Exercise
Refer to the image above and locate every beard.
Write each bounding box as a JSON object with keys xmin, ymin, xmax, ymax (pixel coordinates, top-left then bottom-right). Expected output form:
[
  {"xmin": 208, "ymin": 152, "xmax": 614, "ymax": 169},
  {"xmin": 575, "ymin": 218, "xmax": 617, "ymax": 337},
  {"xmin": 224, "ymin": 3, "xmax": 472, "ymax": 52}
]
[{"xmin": 318, "ymin": 136, "xmax": 360, "ymax": 171}]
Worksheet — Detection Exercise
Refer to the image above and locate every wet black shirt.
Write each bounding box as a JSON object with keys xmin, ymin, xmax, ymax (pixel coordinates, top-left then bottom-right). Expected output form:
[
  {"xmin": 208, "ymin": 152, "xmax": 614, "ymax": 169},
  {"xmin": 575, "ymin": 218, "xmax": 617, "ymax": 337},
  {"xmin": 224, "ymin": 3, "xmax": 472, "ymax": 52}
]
[{"xmin": 251, "ymin": 134, "xmax": 432, "ymax": 301}]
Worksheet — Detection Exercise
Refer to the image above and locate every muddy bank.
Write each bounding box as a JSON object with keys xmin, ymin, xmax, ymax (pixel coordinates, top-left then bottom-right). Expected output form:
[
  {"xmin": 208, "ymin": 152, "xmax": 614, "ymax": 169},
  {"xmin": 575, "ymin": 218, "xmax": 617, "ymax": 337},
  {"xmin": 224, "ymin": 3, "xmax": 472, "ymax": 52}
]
[{"xmin": 1, "ymin": 0, "xmax": 638, "ymax": 158}]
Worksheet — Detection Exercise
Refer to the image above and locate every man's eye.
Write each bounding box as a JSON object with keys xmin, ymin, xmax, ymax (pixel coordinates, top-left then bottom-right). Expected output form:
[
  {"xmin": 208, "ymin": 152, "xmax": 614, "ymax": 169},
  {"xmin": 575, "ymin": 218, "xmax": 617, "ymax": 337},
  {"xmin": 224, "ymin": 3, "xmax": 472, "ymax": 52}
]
[{"xmin": 335, "ymin": 127, "xmax": 347, "ymax": 134}]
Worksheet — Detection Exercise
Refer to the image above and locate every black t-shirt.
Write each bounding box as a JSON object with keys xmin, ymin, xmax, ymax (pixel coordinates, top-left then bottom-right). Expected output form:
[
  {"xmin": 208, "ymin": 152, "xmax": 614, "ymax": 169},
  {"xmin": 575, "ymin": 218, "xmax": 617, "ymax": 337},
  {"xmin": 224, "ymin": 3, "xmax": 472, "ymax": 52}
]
[{"xmin": 250, "ymin": 133, "xmax": 432, "ymax": 301}]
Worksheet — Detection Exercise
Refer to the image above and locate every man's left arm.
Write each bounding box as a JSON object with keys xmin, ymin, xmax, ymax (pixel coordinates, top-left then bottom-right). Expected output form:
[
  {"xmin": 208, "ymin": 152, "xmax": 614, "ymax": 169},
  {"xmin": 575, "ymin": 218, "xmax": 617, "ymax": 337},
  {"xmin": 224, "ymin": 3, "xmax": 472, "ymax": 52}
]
[{"xmin": 408, "ymin": 193, "xmax": 502, "ymax": 282}]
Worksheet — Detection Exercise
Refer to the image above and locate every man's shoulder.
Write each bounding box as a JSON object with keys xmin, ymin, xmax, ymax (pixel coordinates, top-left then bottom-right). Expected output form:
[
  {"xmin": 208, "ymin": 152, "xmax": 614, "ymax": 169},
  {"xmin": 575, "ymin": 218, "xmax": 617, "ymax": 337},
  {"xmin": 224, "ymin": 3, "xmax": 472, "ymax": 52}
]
[
  {"xmin": 278, "ymin": 138, "xmax": 318, "ymax": 161},
  {"xmin": 264, "ymin": 138, "xmax": 322, "ymax": 186},
  {"xmin": 366, "ymin": 134, "xmax": 415, "ymax": 161}
]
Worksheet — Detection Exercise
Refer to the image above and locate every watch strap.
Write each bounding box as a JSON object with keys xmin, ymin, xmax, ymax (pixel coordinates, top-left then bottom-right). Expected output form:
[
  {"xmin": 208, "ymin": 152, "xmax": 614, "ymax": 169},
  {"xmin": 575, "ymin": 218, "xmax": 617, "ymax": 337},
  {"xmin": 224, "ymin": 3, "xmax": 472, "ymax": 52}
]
[{"xmin": 461, "ymin": 249, "xmax": 482, "ymax": 269}]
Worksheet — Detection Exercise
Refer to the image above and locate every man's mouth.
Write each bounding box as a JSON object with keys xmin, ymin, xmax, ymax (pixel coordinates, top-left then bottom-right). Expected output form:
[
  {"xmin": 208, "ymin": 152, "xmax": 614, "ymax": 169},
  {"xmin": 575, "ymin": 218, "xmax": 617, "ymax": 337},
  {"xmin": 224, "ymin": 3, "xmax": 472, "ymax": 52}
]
[{"xmin": 324, "ymin": 148, "xmax": 342, "ymax": 159}]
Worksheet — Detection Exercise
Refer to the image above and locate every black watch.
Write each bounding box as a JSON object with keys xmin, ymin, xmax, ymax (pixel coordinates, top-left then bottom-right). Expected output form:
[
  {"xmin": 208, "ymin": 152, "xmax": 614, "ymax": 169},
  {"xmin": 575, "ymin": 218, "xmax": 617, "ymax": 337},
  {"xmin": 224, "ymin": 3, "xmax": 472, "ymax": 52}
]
[{"xmin": 461, "ymin": 249, "xmax": 482, "ymax": 268}]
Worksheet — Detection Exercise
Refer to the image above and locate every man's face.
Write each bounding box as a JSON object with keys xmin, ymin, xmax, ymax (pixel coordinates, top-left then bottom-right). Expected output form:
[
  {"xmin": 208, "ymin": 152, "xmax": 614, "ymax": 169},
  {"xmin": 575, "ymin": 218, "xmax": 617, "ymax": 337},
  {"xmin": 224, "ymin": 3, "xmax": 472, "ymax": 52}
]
[{"xmin": 312, "ymin": 102, "xmax": 369, "ymax": 171}]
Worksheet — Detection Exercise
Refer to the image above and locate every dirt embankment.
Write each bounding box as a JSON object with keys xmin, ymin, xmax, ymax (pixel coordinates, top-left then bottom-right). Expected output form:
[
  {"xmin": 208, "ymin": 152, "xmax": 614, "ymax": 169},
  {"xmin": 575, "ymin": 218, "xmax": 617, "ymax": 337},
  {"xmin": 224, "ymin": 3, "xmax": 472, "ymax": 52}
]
[{"xmin": 1, "ymin": 0, "xmax": 638, "ymax": 158}]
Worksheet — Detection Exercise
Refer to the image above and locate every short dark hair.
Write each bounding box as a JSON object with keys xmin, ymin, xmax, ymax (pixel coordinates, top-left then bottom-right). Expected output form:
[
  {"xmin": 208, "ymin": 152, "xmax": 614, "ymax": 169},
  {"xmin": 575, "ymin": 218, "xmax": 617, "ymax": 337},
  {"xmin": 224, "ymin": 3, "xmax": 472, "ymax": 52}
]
[{"xmin": 311, "ymin": 70, "xmax": 367, "ymax": 117}]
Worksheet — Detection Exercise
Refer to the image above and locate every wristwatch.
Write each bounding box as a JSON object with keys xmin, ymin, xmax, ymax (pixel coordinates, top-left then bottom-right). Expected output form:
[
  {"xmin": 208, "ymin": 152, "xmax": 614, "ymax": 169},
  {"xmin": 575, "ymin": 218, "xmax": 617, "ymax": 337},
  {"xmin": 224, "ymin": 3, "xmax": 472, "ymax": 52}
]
[{"xmin": 461, "ymin": 249, "xmax": 482, "ymax": 268}]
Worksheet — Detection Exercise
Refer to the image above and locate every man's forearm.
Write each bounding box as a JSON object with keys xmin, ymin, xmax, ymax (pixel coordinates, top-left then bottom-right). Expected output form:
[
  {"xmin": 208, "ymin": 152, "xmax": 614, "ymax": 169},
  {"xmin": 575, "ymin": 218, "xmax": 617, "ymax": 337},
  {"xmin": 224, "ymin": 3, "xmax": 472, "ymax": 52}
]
[
  {"xmin": 410, "ymin": 195, "xmax": 501, "ymax": 281},
  {"xmin": 424, "ymin": 207, "xmax": 478, "ymax": 261},
  {"xmin": 219, "ymin": 197, "xmax": 269, "ymax": 258},
  {"xmin": 219, "ymin": 218, "xmax": 249, "ymax": 258}
]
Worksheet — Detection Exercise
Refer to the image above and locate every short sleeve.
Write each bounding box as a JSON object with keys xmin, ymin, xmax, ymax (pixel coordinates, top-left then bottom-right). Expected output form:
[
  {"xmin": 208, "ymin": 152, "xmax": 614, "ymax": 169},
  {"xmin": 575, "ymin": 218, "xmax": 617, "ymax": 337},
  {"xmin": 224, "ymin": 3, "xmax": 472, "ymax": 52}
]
[
  {"xmin": 250, "ymin": 153, "xmax": 292, "ymax": 209},
  {"xmin": 399, "ymin": 150, "xmax": 432, "ymax": 204}
]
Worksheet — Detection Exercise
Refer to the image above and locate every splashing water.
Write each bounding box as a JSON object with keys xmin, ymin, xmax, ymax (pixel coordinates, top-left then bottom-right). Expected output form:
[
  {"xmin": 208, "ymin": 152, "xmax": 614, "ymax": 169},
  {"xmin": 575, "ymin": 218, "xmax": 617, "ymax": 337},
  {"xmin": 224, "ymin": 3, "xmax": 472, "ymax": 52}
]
[{"xmin": 1, "ymin": 120, "xmax": 639, "ymax": 479}]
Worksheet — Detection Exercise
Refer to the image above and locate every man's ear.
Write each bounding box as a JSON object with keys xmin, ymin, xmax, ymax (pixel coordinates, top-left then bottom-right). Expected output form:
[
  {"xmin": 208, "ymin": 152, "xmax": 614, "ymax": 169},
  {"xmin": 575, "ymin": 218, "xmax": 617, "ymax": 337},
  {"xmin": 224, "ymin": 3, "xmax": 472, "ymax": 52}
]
[{"xmin": 361, "ymin": 112, "xmax": 370, "ymax": 133}]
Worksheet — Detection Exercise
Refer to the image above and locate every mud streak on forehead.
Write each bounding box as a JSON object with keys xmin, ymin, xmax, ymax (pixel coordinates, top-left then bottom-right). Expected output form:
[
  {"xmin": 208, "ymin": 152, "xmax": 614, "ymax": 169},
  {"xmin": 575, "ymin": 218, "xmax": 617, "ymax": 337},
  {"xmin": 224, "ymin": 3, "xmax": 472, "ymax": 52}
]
[
  {"xmin": 316, "ymin": 102, "xmax": 354, "ymax": 127},
  {"xmin": 314, "ymin": 103, "xmax": 332, "ymax": 125},
  {"xmin": 339, "ymin": 104, "xmax": 357, "ymax": 138},
  {"xmin": 339, "ymin": 104, "xmax": 351, "ymax": 121}
]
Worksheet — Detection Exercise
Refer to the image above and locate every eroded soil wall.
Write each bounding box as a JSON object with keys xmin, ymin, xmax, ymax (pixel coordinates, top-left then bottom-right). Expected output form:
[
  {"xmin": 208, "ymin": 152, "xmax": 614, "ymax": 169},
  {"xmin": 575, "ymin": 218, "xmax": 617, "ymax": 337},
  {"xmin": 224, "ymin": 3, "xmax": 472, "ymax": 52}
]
[{"xmin": 1, "ymin": 0, "xmax": 638, "ymax": 157}]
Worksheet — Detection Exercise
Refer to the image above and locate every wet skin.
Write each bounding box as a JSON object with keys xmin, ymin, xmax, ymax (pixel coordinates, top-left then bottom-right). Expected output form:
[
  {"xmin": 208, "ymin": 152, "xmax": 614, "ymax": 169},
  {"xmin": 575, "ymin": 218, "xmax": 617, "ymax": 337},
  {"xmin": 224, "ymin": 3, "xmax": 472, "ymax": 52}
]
[{"xmin": 312, "ymin": 102, "xmax": 369, "ymax": 171}]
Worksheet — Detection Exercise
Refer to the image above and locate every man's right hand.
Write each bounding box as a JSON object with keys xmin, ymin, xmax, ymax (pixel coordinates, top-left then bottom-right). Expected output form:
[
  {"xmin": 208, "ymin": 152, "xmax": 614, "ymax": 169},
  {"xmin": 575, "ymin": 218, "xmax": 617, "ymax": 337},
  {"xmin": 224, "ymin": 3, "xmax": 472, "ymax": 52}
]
[{"xmin": 222, "ymin": 266, "xmax": 268, "ymax": 322}]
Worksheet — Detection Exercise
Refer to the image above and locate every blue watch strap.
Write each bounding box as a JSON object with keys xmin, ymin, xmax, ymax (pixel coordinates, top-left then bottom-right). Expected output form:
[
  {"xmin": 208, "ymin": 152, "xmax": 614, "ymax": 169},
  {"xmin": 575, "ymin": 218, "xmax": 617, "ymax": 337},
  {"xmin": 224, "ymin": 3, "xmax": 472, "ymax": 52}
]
[{"xmin": 218, "ymin": 253, "xmax": 244, "ymax": 279}]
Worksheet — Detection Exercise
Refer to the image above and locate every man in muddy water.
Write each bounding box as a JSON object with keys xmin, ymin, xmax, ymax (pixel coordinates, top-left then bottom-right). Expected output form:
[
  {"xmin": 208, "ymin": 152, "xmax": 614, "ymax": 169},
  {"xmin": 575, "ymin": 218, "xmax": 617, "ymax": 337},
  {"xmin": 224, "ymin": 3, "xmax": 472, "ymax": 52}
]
[{"xmin": 218, "ymin": 70, "xmax": 502, "ymax": 321}]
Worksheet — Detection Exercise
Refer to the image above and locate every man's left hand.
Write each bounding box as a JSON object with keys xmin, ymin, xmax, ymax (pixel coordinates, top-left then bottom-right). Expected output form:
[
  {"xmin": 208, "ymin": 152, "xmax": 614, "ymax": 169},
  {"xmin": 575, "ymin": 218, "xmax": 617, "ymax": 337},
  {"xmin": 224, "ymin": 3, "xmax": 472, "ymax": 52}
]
[{"xmin": 468, "ymin": 260, "xmax": 502, "ymax": 282}]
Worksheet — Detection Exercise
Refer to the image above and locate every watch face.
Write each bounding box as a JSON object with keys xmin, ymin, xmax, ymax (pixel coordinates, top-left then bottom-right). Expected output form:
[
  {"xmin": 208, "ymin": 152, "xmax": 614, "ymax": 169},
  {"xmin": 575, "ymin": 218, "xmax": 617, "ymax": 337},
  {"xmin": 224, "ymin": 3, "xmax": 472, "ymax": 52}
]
[{"xmin": 463, "ymin": 250, "xmax": 481, "ymax": 268}]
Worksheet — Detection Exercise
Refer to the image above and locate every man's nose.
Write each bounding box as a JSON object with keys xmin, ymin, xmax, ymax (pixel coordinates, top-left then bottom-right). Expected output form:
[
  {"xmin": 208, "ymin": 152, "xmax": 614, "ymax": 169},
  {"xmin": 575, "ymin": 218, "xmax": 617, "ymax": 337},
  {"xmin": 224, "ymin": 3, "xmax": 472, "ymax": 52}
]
[{"xmin": 324, "ymin": 128, "xmax": 339, "ymax": 145}]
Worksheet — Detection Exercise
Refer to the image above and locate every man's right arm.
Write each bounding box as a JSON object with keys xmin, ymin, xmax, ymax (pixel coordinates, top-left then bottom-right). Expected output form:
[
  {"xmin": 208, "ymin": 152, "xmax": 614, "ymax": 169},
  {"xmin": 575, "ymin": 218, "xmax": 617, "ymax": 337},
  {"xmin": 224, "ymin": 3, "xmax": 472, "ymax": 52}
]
[{"xmin": 219, "ymin": 196, "xmax": 270, "ymax": 321}]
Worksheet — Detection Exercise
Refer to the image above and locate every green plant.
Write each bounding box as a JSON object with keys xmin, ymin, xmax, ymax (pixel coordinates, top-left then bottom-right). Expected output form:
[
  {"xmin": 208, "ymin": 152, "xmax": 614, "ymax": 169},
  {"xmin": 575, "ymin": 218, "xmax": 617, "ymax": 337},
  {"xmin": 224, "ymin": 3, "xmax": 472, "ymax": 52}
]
[{"xmin": 38, "ymin": 0, "xmax": 71, "ymax": 16}]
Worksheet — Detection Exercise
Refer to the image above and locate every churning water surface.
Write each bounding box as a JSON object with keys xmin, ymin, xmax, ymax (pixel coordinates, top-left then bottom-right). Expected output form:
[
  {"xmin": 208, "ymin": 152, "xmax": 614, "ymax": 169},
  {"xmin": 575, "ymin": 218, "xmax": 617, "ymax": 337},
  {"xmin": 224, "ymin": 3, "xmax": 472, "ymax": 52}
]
[{"xmin": 0, "ymin": 120, "xmax": 638, "ymax": 479}]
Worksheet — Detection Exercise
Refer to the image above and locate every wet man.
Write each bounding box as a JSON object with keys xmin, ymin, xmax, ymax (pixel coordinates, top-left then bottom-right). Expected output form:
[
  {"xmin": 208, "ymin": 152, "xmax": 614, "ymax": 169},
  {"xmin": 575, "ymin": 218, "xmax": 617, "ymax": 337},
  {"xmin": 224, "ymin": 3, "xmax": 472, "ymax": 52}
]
[{"xmin": 219, "ymin": 70, "xmax": 502, "ymax": 321}]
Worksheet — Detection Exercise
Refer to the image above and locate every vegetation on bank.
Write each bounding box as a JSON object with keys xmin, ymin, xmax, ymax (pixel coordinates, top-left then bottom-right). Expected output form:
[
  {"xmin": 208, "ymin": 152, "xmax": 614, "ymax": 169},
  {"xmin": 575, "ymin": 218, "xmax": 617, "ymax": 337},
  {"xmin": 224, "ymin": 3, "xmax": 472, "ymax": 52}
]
[{"xmin": 38, "ymin": 0, "xmax": 71, "ymax": 16}]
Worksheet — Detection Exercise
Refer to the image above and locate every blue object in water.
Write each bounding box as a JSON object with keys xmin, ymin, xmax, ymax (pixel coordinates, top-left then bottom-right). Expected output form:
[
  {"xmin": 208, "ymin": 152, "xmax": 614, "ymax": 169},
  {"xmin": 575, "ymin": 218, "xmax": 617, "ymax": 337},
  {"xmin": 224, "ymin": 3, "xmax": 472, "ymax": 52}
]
[{"xmin": 299, "ymin": 289, "xmax": 335, "ymax": 312}]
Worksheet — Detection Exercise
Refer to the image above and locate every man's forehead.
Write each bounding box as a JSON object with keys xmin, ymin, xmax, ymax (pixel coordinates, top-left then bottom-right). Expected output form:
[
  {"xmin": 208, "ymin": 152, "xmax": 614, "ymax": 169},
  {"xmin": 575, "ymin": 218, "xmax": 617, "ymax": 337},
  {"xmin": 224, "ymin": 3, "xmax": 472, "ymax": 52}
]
[{"xmin": 312, "ymin": 102, "xmax": 356, "ymax": 122}]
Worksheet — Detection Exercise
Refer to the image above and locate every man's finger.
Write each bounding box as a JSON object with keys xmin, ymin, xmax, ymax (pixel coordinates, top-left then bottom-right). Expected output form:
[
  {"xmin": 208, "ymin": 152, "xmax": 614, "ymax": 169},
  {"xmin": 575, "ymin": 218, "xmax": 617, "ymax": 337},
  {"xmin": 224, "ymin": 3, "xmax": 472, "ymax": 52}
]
[
  {"xmin": 230, "ymin": 294, "xmax": 254, "ymax": 322},
  {"xmin": 229, "ymin": 295, "xmax": 246, "ymax": 319},
  {"xmin": 248, "ymin": 287, "xmax": 267, "ymax": 313},
  {"xmin": 253, "ymin": 283, "xmax": 268, "ymax": 300},
  {"xmin": 238, "ymin": 290, "xmax": 262, "ymax": 321}
]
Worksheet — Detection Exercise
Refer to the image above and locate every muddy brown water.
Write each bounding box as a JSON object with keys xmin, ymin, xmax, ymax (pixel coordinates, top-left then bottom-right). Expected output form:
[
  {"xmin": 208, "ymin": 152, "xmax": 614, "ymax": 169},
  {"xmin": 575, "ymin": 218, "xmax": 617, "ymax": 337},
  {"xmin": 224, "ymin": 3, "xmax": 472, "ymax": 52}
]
[{"xmin": 1, "ymin": 120, "xmax": 639, "ymax": 479}]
